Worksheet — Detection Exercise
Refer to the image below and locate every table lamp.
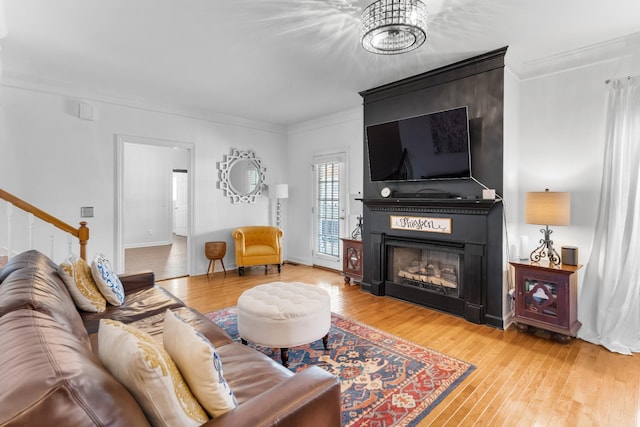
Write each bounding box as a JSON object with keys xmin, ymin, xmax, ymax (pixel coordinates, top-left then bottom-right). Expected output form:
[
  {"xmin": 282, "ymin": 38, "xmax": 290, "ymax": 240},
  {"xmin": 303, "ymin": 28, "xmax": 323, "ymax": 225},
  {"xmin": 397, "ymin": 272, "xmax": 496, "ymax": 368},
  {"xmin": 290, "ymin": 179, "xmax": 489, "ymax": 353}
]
[{"xmin": 525, "ymin": 189, "xmax": 570, "ymax": 265}]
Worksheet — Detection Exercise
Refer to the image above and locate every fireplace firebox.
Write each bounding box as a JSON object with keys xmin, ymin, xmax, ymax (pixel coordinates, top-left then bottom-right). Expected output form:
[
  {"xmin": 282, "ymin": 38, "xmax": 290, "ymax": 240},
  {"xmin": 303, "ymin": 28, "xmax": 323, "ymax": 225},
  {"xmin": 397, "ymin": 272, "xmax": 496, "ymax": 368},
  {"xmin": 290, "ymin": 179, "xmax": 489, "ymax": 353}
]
[
  {"xmin": 382, "ymin": 233, "xmax": 482, "ymax": 320},
  {"xmin": 387, "ymin": 238, "xmax": 463, "ymax": 299}
]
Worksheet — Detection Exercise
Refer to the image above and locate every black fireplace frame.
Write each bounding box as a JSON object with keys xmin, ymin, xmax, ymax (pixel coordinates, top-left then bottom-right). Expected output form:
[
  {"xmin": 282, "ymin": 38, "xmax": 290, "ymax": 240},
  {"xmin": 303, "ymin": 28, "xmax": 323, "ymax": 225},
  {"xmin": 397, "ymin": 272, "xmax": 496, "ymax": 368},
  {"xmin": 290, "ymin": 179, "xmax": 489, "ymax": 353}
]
[{"xmin": 361, "ymin": 198, "xmax": 503, "ymax": 327}]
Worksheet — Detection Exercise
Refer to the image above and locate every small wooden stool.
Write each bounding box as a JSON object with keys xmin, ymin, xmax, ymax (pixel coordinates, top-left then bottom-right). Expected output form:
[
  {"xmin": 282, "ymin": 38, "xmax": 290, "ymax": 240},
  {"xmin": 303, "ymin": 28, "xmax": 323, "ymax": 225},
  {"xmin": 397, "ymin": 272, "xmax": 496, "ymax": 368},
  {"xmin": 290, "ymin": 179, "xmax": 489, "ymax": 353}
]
[{"xmin": 205, "ymin": 241, "xmax": 226, "ymax": 279}]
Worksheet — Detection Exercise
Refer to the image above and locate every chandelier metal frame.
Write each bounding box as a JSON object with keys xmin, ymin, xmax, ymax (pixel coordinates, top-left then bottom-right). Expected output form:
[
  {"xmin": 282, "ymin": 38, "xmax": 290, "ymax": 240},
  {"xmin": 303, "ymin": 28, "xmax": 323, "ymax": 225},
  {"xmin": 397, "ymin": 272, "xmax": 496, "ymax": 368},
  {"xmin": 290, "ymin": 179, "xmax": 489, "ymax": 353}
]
[{"xmin": 361, "ymin": 0, "xmax": 427, "ymax": 55}]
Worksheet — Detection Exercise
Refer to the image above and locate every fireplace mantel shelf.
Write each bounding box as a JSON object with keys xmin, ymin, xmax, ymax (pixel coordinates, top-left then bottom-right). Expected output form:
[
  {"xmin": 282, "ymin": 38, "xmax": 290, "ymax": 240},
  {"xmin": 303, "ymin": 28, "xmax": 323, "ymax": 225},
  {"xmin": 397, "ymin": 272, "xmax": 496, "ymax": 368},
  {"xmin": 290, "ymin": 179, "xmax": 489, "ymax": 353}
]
[{"xmin": 361, "ymin": 198, "xmax": 499, "ymax": 214}]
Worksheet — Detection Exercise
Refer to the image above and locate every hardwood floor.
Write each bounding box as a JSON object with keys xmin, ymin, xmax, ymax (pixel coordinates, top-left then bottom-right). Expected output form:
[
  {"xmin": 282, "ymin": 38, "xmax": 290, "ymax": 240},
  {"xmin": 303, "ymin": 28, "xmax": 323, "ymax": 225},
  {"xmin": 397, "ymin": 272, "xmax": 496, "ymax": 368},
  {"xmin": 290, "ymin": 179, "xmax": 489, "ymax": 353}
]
[
  {"xmin": 159, "ymin": 264, "xmax": 639, "ymax": 427},
  {"xmin": 125, "ymin": 234, "xmax": 187, "ymax": 280}
]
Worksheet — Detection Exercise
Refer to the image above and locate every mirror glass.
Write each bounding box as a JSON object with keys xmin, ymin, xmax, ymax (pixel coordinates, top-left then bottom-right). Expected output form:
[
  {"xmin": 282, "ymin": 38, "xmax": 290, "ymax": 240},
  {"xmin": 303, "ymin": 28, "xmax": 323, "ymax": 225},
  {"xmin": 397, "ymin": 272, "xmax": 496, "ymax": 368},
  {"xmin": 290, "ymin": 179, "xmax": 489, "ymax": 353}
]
[
  {"xmin": 228, "ymin": 159, "xmax": 259, "ymax": 195},
  {"xmin": 218, "ymin": 149, "xmax": 266, "ymax": 203}
]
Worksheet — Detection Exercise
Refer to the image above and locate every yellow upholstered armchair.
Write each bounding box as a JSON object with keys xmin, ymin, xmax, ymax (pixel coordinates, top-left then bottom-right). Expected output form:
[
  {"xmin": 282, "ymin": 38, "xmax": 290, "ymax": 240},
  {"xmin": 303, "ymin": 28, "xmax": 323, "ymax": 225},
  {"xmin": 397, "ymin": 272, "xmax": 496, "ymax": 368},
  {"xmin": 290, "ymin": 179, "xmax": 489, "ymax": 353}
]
[{"xmin": 232, "ymin": 226, "xmax": 283, "ymax": 276}]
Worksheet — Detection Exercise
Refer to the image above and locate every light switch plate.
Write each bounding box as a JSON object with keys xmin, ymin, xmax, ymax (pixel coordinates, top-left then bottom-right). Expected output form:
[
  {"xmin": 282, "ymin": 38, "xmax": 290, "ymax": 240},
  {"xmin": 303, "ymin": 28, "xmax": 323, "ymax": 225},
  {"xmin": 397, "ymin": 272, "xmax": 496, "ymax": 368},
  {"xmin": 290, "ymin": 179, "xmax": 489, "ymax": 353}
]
[{"xmin": 80, "ymin": 207, "xmax": 94, "ymax": 218}]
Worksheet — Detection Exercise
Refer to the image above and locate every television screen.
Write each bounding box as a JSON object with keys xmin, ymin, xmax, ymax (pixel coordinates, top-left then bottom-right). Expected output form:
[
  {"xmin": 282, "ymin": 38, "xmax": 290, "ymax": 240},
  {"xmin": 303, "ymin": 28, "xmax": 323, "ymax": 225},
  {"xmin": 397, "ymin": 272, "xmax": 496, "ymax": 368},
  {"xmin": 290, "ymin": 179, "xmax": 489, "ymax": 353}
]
[{"xmin": 366, "ymin": 106, "xmax": 471, "ymax": 181}]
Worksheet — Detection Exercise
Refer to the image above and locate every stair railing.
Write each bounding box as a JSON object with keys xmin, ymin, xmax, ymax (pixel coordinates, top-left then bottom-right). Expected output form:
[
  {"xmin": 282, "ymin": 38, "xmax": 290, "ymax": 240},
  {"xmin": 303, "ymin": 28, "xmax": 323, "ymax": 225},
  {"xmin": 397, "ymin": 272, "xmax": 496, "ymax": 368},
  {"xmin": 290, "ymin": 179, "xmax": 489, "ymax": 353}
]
[{"xmin": 0, "ymin": 188, "xmax": 90, "ymax": 261}]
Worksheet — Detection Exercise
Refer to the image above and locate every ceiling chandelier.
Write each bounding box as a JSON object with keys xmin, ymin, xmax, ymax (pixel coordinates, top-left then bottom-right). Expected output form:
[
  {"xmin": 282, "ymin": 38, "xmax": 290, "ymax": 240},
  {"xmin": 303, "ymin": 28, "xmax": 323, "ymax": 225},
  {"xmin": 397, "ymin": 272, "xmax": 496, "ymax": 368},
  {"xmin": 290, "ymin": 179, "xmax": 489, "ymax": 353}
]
[{"xmin": 361, "ymin": 0, "xmax": 427, "ymax": 55}]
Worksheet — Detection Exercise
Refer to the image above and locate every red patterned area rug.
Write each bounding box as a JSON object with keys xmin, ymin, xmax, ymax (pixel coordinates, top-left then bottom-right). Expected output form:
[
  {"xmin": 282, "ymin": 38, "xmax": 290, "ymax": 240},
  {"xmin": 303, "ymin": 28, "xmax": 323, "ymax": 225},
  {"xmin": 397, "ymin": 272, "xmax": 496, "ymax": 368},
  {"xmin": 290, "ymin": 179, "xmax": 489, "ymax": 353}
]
[{"xmin": 206, "ymin": 307, "xmax": 475, "ymax": 427}]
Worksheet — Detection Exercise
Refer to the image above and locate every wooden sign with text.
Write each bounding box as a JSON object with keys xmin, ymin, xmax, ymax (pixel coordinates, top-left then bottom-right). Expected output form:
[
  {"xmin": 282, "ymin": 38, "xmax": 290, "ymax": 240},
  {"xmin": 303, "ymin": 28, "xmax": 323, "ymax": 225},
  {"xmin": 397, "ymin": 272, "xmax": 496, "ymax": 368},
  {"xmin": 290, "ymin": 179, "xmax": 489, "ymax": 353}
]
[{"xmin": 390, "ymin": 215, "xmax": 452, "ymax": 234}]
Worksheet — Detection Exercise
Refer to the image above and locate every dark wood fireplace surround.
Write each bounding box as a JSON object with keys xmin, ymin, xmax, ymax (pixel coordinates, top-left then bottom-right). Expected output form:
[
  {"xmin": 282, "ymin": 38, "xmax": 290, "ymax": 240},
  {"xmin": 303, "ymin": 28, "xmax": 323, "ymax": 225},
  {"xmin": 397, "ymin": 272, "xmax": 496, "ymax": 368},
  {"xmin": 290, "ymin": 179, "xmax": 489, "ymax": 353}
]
[{"xmin": 359, "ymin": 47, "xmax": 507, "ymax": 328}]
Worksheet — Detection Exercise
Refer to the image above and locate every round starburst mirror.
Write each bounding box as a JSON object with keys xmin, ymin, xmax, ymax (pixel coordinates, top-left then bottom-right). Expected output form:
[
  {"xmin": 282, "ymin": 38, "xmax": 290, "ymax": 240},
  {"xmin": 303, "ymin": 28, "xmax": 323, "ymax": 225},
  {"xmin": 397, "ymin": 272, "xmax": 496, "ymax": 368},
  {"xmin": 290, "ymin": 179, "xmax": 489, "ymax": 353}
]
[{"xmin": 218, "ymin": 148, "xmax": 266, "ymax": 203}]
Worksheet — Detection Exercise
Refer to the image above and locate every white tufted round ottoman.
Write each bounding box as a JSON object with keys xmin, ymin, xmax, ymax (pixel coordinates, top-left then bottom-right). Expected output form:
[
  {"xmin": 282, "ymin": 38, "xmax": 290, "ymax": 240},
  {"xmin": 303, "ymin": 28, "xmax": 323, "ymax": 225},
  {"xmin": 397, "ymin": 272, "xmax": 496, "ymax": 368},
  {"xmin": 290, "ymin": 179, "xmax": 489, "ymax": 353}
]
[{"xmin": 237, "ymin": 281, "xmax": 331, "ymax": 367}]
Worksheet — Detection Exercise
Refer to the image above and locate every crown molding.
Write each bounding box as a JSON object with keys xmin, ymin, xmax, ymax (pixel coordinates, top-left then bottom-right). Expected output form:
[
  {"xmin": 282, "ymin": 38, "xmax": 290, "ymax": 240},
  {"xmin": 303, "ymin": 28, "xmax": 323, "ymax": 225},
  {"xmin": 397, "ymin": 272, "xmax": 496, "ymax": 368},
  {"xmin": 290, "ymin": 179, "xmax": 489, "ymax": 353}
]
[
  {"xmin": 507, "ymin": 32, "xmax": 640, "ymax": 81},
  {"xmin": 287, "ymin": 106, "xmax": 362, "ymax": 136},
  {"xmin": 0, "ymin": 71, "xmax": 286, "ymax": 135}
]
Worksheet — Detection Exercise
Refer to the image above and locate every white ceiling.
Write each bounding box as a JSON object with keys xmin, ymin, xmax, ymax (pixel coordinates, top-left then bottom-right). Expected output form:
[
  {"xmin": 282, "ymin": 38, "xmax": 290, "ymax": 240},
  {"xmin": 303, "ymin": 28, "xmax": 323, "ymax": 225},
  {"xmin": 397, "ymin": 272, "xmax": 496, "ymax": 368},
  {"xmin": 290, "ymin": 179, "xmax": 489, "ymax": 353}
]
[{"xmin": 1, "ymin": 0, "xmax": 639, "ymax": 126}]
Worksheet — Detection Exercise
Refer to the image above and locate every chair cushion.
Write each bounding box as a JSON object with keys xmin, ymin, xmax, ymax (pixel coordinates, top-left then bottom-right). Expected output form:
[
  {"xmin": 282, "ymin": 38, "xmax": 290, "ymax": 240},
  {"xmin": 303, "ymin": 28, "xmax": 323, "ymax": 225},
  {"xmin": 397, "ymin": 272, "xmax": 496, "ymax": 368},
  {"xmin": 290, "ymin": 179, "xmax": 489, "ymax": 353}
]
[{"xmin": 245, "ymin": 244, "xmax": 277, "ymax": 256}]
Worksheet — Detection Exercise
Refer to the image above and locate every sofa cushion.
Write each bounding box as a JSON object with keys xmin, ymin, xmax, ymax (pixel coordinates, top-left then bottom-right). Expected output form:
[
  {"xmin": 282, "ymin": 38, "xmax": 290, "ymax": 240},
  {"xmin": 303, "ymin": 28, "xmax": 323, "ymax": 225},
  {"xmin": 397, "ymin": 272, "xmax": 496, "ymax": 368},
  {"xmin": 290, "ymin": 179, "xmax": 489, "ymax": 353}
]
[
  {"xmin": 91, "ymin": 253, "xmax": 125, "ymax": 306},
  {"xmin": 81, "ymin": 285, "xmax": 185, "ymax": 334},
  {"xmin": 0, "ymin": 310, "xmax": 150, "ymax": 427},
  {"xmin": 129, "ymin": 306, "xmax": 235, "ymax": 348},
  {"xmin": 0, "ymin": 249, "xmax": 59, "ymax": 283},
  {"xmin": 98, "ymin": 319, "xmax": 209, "ymax": 427},
  {"xmin": 163, "ymin": 309, "xmax": 238, "ymax": 417},
  {"xmin": 58, "ymin": 254, "xmax": 107, "ymax": 313},
  {"xmin": 0, "ymin": 266, "xmax": 90, "ymax": 347},
  {"xmin": 214, "ymin": 341, "xmax": 294, "ymax": 405}
]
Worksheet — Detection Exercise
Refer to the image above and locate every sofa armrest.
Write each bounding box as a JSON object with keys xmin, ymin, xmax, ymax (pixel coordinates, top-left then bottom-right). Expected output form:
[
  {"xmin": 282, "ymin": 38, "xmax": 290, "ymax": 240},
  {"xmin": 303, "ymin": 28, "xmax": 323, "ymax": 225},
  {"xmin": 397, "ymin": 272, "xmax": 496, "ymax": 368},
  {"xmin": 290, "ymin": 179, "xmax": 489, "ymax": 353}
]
[
  {"xmin": 204, "ymin": 366, "xmax": 340, "ymax": 427},
  {"xmin": 119, "ymin": 270, "xmax": 155, "ymax": 293}
]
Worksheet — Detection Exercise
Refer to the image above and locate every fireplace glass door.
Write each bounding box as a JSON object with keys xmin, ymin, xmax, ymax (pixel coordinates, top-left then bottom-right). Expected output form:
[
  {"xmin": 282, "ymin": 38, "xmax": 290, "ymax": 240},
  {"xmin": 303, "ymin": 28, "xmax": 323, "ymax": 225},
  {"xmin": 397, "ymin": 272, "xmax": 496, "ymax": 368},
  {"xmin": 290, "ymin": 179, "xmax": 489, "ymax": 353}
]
[{"xmin": 387, "ymin": 243, "xmax": 463, "ymax": 298}]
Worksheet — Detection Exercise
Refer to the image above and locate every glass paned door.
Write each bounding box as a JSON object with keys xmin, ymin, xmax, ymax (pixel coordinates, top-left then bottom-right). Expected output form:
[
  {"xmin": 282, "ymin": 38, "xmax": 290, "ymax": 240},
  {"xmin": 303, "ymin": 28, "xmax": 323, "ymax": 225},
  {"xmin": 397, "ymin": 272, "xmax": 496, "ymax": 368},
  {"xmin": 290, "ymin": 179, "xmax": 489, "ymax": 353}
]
[{"xmin": 312, "ymin": 153, "xmax": 346, "ymax": 270}]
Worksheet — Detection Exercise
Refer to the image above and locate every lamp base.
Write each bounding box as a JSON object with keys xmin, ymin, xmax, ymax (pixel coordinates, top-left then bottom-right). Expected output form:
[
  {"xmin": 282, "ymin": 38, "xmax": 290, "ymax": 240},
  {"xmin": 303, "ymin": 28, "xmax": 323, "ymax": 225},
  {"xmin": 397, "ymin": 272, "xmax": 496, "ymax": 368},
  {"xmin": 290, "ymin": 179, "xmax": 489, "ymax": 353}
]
[
  {"xmin": 351, "ymin": 215, "xmax": 363, "ymax": 240},
  {"xmin": 530, "ymin": 225, "xmax": 561, "ymax": 265},
  {"xmin": 276, "ymin": 199, "xmax": 282, "ymax": 229}
]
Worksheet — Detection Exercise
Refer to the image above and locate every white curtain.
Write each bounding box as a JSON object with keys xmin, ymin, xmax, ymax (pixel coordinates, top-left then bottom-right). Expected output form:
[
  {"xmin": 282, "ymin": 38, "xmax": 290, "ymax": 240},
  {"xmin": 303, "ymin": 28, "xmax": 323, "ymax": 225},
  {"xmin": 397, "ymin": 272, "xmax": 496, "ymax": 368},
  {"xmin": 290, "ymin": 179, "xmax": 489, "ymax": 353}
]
[{"xmin": 577, "ymin": 76, "xmax": 640, "ymax": 355}]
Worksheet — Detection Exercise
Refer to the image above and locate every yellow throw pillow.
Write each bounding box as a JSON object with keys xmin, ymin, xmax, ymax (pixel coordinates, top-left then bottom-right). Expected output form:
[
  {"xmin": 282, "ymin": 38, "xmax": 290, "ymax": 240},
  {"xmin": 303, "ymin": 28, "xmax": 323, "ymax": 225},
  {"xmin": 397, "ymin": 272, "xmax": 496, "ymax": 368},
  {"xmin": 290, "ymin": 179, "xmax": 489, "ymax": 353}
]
[
  {"xmin": 163, "ymin": 309, "xmax": 238, "ymax": 417},
  {"xmin": 98, "ymin": 319, "xmax": 209, "ymax": 427},
  {"xmin": 58, "ymin": 255, "xmax": 107, "ymax": 313}
]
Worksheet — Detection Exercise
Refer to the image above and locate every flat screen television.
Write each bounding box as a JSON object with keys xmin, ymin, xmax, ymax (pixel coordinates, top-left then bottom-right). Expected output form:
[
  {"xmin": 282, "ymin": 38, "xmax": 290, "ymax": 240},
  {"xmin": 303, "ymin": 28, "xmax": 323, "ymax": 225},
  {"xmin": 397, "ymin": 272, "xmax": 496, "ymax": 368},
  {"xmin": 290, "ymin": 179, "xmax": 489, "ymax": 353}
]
[{"xmin": 366, "ymin": 106, "xmax": 471, "ymax": 181}]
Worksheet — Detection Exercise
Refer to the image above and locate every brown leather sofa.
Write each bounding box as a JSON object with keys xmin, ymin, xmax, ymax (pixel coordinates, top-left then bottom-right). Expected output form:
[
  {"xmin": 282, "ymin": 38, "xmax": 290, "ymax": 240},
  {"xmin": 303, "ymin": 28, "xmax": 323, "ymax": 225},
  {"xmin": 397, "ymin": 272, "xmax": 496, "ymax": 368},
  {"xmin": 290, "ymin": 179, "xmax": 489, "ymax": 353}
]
[{"xmin": 0, "ymin": 250, "xmax": 340, "ymax": 427}]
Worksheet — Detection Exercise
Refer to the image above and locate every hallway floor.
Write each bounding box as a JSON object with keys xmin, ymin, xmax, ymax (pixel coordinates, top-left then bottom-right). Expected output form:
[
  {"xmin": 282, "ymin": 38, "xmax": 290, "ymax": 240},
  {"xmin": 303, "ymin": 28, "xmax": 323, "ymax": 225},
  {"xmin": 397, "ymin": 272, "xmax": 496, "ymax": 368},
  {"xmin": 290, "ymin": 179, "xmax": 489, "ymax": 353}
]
[{"xmin": 124, "ymin": 234, "xmax": 187, "ymax": 280}]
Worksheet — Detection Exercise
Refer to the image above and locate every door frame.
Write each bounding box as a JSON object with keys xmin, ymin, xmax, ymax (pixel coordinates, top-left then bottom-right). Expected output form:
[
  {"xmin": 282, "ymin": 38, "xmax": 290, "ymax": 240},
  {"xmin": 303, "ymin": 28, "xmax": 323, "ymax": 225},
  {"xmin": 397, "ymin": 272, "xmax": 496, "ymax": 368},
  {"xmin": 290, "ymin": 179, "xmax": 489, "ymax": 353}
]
[
  {"xmin": 115, "ymin": 134, "xmax": 195, "ymax": 274},
  {"xmin": 311, "ymin": 151, "xmax": 348, "ymax": 270},
  {"xmin": 172, "ymin": 169, "xmax": 189, "ymax": 237}
]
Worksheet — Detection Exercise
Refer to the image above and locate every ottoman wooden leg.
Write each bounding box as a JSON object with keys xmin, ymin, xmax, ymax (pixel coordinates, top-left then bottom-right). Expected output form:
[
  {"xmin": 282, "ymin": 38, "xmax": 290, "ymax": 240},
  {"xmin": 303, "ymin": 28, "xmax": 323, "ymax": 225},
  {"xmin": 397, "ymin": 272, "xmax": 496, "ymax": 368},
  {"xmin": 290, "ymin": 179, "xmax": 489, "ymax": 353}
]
[
  {"xmin": 280, "ymin": 348, "xmax": 289, "ymax": 368},
  {"xmin": 322, "ymin": 333, "xmax": 329, "ymax": 350}
]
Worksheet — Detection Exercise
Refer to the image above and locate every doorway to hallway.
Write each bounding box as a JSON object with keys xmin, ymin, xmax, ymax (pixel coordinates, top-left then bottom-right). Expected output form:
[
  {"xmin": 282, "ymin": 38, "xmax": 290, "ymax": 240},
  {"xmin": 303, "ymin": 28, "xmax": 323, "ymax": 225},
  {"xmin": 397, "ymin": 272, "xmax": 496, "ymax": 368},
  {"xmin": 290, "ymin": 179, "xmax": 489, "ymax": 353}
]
[{"xmin": 116, "ymin": 135, "xmax": 194, "ymax": 278}]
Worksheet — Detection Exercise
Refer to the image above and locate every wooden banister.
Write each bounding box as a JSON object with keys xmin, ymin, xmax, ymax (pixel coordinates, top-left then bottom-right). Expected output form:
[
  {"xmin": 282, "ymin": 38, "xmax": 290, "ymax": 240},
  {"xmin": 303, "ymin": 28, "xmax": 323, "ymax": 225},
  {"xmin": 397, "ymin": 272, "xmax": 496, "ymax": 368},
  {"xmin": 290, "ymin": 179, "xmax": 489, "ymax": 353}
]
[{"xmin": 0, "ymin": 188, "xmax": 90, "ymax": 260}]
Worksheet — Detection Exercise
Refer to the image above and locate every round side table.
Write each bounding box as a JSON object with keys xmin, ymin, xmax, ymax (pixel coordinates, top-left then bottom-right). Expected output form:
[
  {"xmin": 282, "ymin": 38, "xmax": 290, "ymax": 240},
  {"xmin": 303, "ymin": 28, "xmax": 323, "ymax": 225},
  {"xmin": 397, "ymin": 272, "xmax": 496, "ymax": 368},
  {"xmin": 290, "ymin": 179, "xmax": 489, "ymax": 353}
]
[{"xmin": 205, "ymin": 241, "xmax": 226, "ymax": 279}]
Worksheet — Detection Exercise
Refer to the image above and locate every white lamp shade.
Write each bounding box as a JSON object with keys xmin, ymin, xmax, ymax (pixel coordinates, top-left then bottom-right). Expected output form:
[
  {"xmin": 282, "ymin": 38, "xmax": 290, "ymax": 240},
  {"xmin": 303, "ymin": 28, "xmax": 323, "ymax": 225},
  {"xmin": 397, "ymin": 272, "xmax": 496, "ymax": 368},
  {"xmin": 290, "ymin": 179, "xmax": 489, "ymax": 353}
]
[
  {"xmin": 274, "ymin": 184, "xmax": 289, "ymax": 199},
  {"xmin": 525, "ymin": 190, "xmax": 570, "ymax": 226}
]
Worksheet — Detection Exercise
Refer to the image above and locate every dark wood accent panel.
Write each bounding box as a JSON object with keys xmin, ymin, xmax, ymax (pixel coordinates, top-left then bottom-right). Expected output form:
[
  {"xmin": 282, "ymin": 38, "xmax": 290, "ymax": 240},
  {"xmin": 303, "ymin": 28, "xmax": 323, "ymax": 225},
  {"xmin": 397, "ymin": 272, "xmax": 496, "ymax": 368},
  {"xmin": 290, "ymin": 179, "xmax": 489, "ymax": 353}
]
[
  {"xmin": 360, "ymin": 48, "xmax": 506, "ymax": 328},
  {"xmin": 362, "ymin": 232, "xmax": 383, "ymax": 295},
  {"xmin": 360, "ymin": 47, "xmax": 507, "ymax": 200},
  {"xmin": 463, "ymin": 243, "xmax": 485, "ymax": 323},
  {"xmin": 360, "ymin": 47, "xmax": 509, "ymax": 104}
]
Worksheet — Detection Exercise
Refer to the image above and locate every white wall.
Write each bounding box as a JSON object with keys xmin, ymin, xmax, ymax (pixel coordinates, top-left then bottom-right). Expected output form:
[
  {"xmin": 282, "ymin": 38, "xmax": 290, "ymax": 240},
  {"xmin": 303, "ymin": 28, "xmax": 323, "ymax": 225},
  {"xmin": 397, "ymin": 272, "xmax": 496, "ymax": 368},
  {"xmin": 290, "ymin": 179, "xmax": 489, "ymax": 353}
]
[
  {"xmin": 502, "ymin": 66, "xmax": 521, "ymax": 320},
  {"xmin": 285, "ymin": 108, "xmax": 363, "ymax": 266},
  {"xmin": 514, "ymin": 51, "xmax": 639, "ymax": 278},
  {"xmin": 0, "ymin": 82, "xmax": 288, "ymax": 274}
]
